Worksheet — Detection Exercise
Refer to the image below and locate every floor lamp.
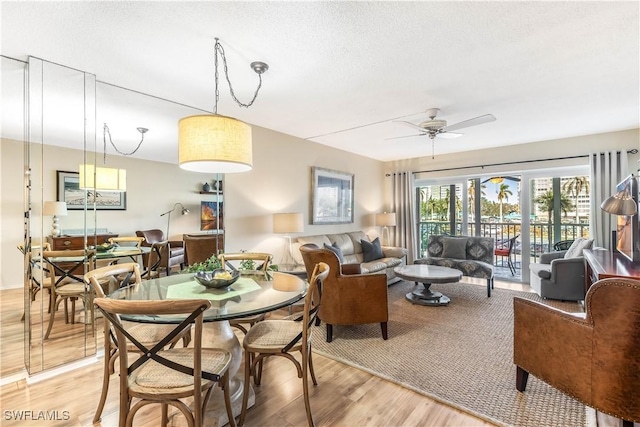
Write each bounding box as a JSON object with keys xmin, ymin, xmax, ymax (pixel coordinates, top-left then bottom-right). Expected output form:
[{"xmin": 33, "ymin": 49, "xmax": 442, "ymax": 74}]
[
  {"xmin": 160, "ymin": 203, "xmax": 189, "ymax": 239},
  {"xmin": 375, "ymin": 212, "xmax": 396, "ymax": 246},
  {"xmin": 273, "ymin": 212, "xmax": 304, "ymax": 270}
]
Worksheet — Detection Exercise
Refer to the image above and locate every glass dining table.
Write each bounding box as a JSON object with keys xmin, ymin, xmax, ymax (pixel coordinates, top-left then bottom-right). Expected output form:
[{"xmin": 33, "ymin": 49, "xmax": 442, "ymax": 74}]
[{"xmin": 107, "ymin": 270, "xmax": 308, "ymax": 426}]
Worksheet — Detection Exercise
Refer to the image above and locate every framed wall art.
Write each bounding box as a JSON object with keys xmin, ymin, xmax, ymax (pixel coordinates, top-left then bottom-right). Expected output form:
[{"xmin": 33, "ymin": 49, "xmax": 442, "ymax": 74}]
[
  {"xmin": 56, "ymin": 170, "xmax": 127, "ymax": 210},
  {"xmin": 311, "ymin": 167, "xmax": 354, "ymax": 224}
]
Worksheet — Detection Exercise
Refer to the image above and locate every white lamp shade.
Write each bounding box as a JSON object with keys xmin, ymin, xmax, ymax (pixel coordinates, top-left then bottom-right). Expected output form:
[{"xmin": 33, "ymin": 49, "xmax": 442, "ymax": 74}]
[
  {"xmin": 79, "ymin": 164, "xmax": 127, "ymax": 191},
  {"xmin": 178, "ymin": 114, "xmax": 253, "ymax": 173},
  {"xmin": 43, "ymin": 201, "xmax": 67, "ymax": 216},
  {"xmin": 375, "ymin": 212, "xmax": 397, "ymax": 227},
  {"xmin": 273, "ymin": 212, "xmax": 304, "ymax": 234}
]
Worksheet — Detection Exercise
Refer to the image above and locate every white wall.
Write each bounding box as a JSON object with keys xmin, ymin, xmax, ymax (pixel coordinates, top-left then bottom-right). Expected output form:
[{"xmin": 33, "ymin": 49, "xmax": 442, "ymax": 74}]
[
  {"xmin": 0, "ymin": 125, "xmax": 384, "ymax": 289},
  {"xmin": 385, "ymin": 129, "xmax": 640, "ymax": 178}
]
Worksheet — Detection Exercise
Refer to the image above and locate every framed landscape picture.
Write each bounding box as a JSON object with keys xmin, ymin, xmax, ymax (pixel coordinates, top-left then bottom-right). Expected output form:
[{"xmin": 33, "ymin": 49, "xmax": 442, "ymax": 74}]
[
  {"xmin": 56, "ymin": 170, "xmax": 127, "ymax": 210},
  {"xmin": 311, "ymin": 167, "xmax": 354, "ymax": 224}
]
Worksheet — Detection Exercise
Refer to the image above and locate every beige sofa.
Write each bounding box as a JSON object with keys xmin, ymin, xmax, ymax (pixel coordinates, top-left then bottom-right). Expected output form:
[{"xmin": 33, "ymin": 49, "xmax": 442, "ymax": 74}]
[{"xmin": 292, "ymin": 231, "xmax": 407, "ymax": 285}]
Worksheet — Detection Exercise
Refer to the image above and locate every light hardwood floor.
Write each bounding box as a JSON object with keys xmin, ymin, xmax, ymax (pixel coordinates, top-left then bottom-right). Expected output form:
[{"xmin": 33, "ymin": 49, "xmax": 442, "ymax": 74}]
[{"xmin": 0, "ymin": 280, "xmax": 628, "ymax": 426}]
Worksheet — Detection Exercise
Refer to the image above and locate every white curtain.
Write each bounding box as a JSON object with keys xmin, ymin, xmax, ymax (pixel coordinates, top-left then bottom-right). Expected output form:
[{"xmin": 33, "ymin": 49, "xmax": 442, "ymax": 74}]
[
  {"xmin": 590, "ymin": 150, "xmax": 629, "ymax": 250},
  {"xmin": 391, "ymin": 172, "xmax": 418, "ymax": 264}
]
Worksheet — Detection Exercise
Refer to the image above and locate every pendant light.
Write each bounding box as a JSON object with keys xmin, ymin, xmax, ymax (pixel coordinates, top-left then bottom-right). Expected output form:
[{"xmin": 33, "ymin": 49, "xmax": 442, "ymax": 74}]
[
  {"xmin": 79, "ymin": 124, "xmax": 147, "ymax": 191},
  {"xmin": 179, "ymin": 38, "xmax": 268, "ymax": 173}
]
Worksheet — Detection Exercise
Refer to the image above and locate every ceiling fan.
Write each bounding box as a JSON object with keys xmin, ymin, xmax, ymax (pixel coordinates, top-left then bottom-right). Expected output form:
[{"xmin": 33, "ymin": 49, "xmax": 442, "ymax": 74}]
[{"xmin": 389, "ymin": 108, "xmax": 496, "ymax": 156}]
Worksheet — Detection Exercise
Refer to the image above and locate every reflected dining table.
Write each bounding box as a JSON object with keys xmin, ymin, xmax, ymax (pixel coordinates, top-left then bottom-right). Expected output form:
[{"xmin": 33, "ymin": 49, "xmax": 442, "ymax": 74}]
[{"xmin": 107, "ymin": 270, "xmax": 308, "ymax": 426}]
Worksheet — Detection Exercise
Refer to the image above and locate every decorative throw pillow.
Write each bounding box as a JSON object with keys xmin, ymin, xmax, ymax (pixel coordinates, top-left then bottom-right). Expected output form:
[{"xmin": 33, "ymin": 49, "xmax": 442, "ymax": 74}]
[
  {"xmin": 442, "ymin": 237, "xmax": 468, "ymax": 260},
  {"xmin": 564, "ymin": 238, "xmax": 594, "ymax": 259},
  {"xmin": 323, "ymin": 242, "xmax": 345, "ymax": 263},
  {"xmin": 361, "ymin": 237, "xmax": 384, "ymax": 262}
]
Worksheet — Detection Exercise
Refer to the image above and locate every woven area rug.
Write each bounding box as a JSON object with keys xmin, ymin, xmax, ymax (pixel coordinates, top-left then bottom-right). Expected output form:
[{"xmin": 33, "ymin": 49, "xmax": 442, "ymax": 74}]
[{"xmin": 312, "ymin": 280, "xmax": 586, "ymax": 427}]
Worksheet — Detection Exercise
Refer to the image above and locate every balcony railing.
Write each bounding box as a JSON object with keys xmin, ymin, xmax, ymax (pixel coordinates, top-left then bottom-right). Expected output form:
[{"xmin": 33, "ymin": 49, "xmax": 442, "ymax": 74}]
[{"xmin": 418, "ymin": 221, "xmax": 590, "ymax": 273}]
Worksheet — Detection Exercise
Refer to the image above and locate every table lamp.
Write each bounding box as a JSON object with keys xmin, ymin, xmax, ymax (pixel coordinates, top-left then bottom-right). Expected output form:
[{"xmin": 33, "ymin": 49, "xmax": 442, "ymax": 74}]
[
  {"xmin": 43, "ymin": 201, "xmax": 68, "ymax": 237},
  {"xmin": 273, "ymin": 212, "xmax": 304, "ymax": 269},
  {"xmin": 375, "ymin": 212, "xmax": 396, "ymax": 246}
]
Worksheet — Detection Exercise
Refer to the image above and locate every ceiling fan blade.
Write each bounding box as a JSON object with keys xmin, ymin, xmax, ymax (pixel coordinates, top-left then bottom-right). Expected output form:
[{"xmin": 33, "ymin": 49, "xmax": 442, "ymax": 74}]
[
  {"xmin": 442, "ymin": 114, "xmax": 496, "ymax": 132},
  {"xmin": 437, "ymin": 132, "xmax": 463, "ymax": 139},
  {"xmin": 393, "ymin": 120, "xmax": 426, "ymax": 132},
  {"xmin": 385, "ymin": 133, "xmax": 424, "ymax": 140}
]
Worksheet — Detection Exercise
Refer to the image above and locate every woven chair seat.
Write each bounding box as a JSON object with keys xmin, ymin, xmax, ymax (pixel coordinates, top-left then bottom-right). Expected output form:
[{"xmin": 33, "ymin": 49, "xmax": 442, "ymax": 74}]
[
  {"xmin": 129, "ymin": 347, "xmax": 231, "ymax": 394},
  {"xmin": 243, "ymin": 319, "xmax": 304, "ymax": 352},
  {"xmin": 55, "ymin": 282, "xmax": 87, "ymax": 295}
]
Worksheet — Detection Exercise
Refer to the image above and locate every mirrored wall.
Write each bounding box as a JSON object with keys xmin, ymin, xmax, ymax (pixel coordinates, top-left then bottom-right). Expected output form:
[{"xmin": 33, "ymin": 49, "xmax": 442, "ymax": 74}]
[
  {"xmin": 2, "ymin": 54, "xmax": 221, "ymax": 376},
  {"xmin": 25, "ymin": 57, "xmax": 98, "ymax": 373}
]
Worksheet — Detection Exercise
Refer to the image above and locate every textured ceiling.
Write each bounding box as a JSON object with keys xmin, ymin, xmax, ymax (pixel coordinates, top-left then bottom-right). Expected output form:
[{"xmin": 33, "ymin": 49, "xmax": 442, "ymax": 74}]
[{"xmin": 1, "ymin": 1, "xmax": 639, "ymax": 164}]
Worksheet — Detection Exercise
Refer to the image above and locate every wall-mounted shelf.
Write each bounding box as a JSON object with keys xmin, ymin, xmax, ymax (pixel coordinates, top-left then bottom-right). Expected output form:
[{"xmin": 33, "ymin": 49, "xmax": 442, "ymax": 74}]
[{"xmin": 199, "ymin": 191, "xmax": 223, "ymax": 195}]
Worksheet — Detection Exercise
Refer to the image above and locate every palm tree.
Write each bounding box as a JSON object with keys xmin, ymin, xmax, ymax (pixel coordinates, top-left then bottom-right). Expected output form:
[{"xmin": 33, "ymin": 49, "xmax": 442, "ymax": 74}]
[
  {"xmin": 468, "ymin": 180, "xmax": 486, "ymax": 216},
  {"xmin": 562, "ymin": 176, "xmax": 589, "ymax": 222},
  {"xmin": 496, "ymin": 183, "xmax": 513, "ymax": 222},
  {"xmin": 534, "ymin": 190, "xmax": 574, "ymax": 223}
]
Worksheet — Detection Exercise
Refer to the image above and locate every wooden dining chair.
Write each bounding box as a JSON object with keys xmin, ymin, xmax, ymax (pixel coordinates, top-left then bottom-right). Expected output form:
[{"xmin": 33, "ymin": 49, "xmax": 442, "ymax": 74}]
[
  {"xmin": 84, "ymin": 263, "xmax": 192, "ymax": 424},
  {"xmin": 239, "ymin": 262, "xmax": 330, "ymax": 427},
  {"xmin": 42, "ymin": 249, "xmax": 96, "ymax": 339},
  {"xmin": 218, "ymin": 252, "xmax": 274, "ymax": 334},
  {"xmin": 93, "ymin": 296, "xmax": 236, "ymax": 427},
  {"xmin": 108, "ymin": 236, "xmax": 145, "ymax": 248}
]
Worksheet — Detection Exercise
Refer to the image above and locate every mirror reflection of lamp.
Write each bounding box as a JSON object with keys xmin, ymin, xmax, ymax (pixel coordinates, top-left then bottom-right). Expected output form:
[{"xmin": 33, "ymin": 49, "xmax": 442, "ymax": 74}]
[
  {"xmin": 43, "ymin": 201, "xmax": 67, "ymax": 237},
  {"xmin": 273, "ymin": 212, "xmax": 304, "ymax": 270},
  {"xmin": 375, "ymin": 212, "xmax": 396, "ymax": 246}
]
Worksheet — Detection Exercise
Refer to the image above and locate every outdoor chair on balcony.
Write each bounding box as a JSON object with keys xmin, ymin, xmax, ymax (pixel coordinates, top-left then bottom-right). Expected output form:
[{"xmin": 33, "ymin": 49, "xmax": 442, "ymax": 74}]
[{"xmin": 495, "ymin": 234, "xmax": 519, "ymax": 276}]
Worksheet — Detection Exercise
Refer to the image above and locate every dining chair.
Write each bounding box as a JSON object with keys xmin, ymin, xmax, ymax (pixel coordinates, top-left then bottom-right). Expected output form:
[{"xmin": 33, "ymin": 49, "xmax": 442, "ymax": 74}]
[
  {"xmin": 42, "ymin": 249, "xmax": 96, "ymax": 340},
  {"xmin": 218, "ymin": 252, "xmax": 273, "ymax": 334},
  {"xmin": 140, "ymin": 241, "xmax": 169, "ymax": 280},
  {"xmin": 494, "ymin": 234, "xmax": 519, "ymax": 275},
  {"xmin": 93, "ymin": 296, "xmax": 236, "ymax": 427},
  {"xmin": 19, "ymin": 242, "xmax": 51, "ymax": 321},
  {"xmin": 84, "ymin": 263, "xmax": 193, "ymax": 424},
  {"xmin": 108, "ymin": 236, "xmax": 145, "ymax": 248},
  {"xmin": 183, "ymin": 233, "xmax": 223, "ymax": 266},
  {"xmin": 239, "ymin": 262, "xmax": 330, "ymax": 427}
]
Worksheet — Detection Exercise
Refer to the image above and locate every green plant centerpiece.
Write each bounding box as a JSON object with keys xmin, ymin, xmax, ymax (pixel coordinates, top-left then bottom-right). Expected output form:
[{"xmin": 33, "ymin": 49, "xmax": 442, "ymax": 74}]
[{"xmin": 185, "ymin": 254, "xmax": 222, "ymax": 273}]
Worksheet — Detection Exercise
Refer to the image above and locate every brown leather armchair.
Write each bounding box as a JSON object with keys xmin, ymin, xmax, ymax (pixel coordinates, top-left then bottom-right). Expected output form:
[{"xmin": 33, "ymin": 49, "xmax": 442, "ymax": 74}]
[
  {"xmin": 135, "ymin": 229, "xmax": 184, "ymax": 275},
  {"xmin": 183, "ymin": 233, "xmax": 224, "ymax": 266},
  {"xmin": 300, "ymin": 244, "xmax": 388, "ymax": 342},
  {"xmin": 514, "ymin": 277, "xmax": 640, "ymax": 426}
]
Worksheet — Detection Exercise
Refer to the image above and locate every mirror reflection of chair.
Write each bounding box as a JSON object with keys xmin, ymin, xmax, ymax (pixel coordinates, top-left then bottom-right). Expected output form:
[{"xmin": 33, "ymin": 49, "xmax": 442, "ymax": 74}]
[
  {"xmin": 93, "ymin": 295, "xmax": 235, "ymax": 427},
  {"xmin": 239, "ymin": 262, "xmax": 330, "ymax": 427},
  {"xmin": 514, "ymin": 278, "xmax": 640, "ymax": 427},
  {"xmin": 19, "ymin": 242, "xmax": 51, "ymax": 321},
  {"xmin": 218, "ymin": 252, "xmax": 273, "ymax": 334},
  {"xmin": 494, "ymin": 234, "xmax": 519, "ymax": 275},
  {"xmin": 42, "ymin": 249, "xmax": 96, "ymax": 340},
  {"xmin": 84, "ymin": 263, "xmax": 192, "ymax": 424}
]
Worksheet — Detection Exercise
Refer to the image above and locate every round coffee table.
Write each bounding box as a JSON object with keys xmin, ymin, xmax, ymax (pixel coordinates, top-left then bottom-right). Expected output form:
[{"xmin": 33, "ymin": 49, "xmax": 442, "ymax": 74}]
[{"xmin": 394, "ymin": 265, "xmax": 463, "ymax": 306}]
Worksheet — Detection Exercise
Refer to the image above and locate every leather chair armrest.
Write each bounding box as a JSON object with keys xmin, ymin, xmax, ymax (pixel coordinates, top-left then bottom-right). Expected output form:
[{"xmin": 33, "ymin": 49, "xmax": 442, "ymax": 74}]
[
  {"xmin": 341, "ymin": 263, "xmax": 362, "ymax": 275},
  {"xmin": 513, "ymin": 297, "xmax": 592, "ymax": 401},
  {"xmin": 540, "ymin": 250, "xmax": 566, "ymax": 264},
  {"xmin": 168, "ymin": 240, "xmax": 184, "ymax": 248}
]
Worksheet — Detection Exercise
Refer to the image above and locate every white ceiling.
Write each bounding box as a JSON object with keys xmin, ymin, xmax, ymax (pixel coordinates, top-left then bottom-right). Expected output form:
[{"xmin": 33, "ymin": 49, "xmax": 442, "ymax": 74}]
[{"xmin": 1, "ymin": 1, "xmax": 639, "ymax": 164}]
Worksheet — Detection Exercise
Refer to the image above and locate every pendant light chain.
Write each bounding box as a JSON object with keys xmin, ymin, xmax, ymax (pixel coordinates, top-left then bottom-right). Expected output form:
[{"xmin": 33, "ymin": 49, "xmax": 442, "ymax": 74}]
[
  {"xmin": 103, "ymin": 123, "xmax": 147, "ymax": 162},
  {"xmin": 213, "ymin": 38, "xmax": 265, "ymax": 113}
]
